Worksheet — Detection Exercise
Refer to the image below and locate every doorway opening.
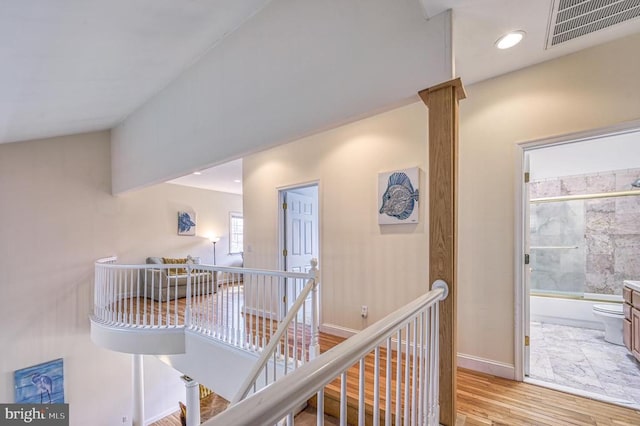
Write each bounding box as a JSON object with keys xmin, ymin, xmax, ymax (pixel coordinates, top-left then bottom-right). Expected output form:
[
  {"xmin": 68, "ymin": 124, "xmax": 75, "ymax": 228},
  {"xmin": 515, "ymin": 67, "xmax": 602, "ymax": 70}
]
[
  {"xmin": 279, "ymin": 184, "xmax": 319, "ymax": 272},
  {"xmin": 517, "ymin": 125, "xmax": 640, "ymax": 409},
  {"xmin": 279, "ymin": 183, "xmax": 320, "ymax": 322}
]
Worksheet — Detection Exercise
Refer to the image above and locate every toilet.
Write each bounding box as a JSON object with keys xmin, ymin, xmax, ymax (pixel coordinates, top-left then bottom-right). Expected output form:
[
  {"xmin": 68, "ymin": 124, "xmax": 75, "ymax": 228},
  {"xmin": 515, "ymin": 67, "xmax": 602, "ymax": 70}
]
[{"xmin": 592, "ymin": 304, "xmax": 624, "ymax": 346}]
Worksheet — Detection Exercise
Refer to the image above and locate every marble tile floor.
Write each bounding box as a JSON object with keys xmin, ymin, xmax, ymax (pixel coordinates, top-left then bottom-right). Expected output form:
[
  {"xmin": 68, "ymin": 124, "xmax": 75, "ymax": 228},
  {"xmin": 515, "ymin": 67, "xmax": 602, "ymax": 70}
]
[{"xmin": 529, "ymin": 321, "xmax": 640, "ymax": 409}]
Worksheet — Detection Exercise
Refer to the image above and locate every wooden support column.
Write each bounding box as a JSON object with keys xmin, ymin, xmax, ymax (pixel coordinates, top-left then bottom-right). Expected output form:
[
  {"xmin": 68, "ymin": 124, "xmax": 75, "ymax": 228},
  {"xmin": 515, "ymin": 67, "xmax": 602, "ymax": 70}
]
[{"xmin": 419, "ymin": 78, "xmax": 465, "ymax": 426}]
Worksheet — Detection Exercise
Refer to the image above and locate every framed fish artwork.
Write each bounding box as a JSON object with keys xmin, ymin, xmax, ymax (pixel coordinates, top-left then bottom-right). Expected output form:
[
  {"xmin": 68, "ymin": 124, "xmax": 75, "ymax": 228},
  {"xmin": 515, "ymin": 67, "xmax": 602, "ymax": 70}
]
[
  {"xmin": 14, "ymin": 358, "xmax": 65, "ymax": 404},
  {"xmin": 378, "ymin": 167, "xmax": 420, "ymax": 225},
  {"xmin": 177, "ymin": 210, "xmax": 196, "ymax": 236}
]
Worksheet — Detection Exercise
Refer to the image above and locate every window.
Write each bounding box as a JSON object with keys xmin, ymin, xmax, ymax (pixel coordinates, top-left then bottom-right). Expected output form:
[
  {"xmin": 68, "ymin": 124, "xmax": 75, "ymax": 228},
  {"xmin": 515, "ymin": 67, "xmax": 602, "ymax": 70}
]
[{"xmin": 229, "ymin": 212, "xmax": 243, "ymax": 254}]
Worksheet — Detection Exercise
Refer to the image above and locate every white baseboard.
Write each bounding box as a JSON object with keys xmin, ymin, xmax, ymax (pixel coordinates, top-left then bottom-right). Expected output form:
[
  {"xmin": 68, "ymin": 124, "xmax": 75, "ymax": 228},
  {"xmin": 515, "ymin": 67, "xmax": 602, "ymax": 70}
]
[
  {"xmin": 320, "ymin": 323, "xmax": 358, "ymax": 339},
  {"xmin": 320, "ymin": 326, "xmax": 516, "ymax": 381},
  {"xmin": 457, "ymin": 353, "xmax": 515, "ymax": 380},
  {"xmin": 320, "ymin": 324, "xmax": 436, "ymax": 356},
  {"xmin": 531, "ymin": 314, "xmax": 603, "ymax": 331},
  {"xmin": 145, "ymin": 406, "xmax": 178, "ymax": 426},
  {"xmin": 242, "ymin": 306, "xmax": 279, "ymax": 321}
]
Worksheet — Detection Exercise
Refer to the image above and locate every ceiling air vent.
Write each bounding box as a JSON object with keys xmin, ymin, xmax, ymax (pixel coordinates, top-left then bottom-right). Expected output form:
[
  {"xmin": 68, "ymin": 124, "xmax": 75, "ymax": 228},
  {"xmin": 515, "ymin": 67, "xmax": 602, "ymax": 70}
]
[{"xmin": 546, "ymin": 0, "xmax": 640, "ymax": 48}]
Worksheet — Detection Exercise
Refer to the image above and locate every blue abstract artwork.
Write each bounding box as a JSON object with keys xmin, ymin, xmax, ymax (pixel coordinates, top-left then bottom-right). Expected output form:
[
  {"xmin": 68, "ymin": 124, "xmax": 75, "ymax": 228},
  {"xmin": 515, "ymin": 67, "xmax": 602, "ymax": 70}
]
[
  {"xmin": 14, "ymin": 358, "xmax": 65, "ymax": 404},
  {"xmin": 378, "ymin": 167, "xmax": 420, "ymax": 224},
  {"xmin": 178, "ymin": 210, "xmax": 196, "ymax": 235}
]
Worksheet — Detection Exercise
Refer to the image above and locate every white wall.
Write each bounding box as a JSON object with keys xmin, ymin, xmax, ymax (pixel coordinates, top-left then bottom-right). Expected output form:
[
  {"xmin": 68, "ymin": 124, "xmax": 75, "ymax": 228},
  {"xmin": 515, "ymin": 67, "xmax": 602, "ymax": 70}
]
[
  {"xmin": 243, "ymin": 102, "xmax": 429, "ymax": 332},
  {"xmin": 111, "ymin": 2, "xmax": 452, "ymax": 194},
  {"xmin": 458, "ymin": 32, "xmax": 640, "ymax": 370},
  {"xmin": 0, "ymin": 132, "xmax": 242, "ymax": 425}
]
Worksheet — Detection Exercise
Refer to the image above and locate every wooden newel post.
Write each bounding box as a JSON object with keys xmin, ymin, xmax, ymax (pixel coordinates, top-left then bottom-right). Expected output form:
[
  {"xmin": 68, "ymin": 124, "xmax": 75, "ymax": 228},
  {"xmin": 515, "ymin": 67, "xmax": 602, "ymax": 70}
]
[{"xmin": 418, "ymin": 78, "xmax": 465, "ymax": 426}]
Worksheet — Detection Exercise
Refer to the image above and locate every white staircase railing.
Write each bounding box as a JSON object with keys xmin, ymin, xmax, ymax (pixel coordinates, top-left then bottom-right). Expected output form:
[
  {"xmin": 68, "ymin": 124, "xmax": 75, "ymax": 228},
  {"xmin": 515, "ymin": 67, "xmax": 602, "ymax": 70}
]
[
  {"xmin": 92, "ymin": 256, "xmax": 319, "ymax": 360},
  {"xmin": 207, "ymin": 281, "xmax": 449, "ymax": 426},
  {"xmin": 232, "ymin": 267, "xmax": 318, "ymax": 404}
]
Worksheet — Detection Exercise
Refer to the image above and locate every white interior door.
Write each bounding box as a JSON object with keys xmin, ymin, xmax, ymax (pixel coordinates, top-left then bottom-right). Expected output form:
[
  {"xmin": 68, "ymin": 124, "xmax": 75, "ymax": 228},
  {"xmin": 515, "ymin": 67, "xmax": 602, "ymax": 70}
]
[
  {"xmin": 524, "ymin": 153, "xmax": 532, "ymax": 377},
  {"xmin": 284, "ymin": 190, "xmax": 318, "ymax": 273},
  {"xmin": 281, "ymin": 186, "xmax": 319, "ymax": 319}
]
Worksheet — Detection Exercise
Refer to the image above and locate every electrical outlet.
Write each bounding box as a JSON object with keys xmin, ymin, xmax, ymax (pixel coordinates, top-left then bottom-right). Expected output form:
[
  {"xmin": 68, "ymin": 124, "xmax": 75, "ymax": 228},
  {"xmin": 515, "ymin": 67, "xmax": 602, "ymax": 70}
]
[
  {"xmin": 122, "ymin": 416, "xmax": 128, "ymax": 424},
  {"xmin": 360, "ymin": 305, "xmax": 368, "ymax": 318}
]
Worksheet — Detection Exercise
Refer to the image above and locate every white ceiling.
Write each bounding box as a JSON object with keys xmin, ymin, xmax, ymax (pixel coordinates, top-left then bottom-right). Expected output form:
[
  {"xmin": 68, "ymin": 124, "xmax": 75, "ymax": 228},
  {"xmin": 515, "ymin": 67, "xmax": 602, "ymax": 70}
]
[
  {"xmin": 2, "ymin": 0, "xmax": 640, "ymax": 191},
  {"xmin": 169, "ymin": 159, "xmax": 243, "ymax": 195},
  {"xmin": 451, "ymin": 0, "xmax": 640, "ymax": 84},
  {"xmin": 528, "ymin": 130, "xmax": 640, "ymax": 180},
  {"xmin": 0, "ymin": 0, "xmax": 272, "ymax": 143}
]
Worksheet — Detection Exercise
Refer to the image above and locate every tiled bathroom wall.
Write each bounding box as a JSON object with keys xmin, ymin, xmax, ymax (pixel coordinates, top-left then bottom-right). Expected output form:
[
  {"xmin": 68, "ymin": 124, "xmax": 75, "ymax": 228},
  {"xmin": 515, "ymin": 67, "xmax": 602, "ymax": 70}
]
[{"xmin": 530, "ymin": 168, "xmax": 640, "ymax": 296}]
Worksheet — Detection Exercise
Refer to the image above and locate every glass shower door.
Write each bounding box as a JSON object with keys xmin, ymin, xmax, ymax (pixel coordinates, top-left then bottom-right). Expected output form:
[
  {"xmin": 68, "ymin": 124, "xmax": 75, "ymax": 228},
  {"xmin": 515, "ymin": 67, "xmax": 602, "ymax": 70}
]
[{"xmin": 529, "ymin": 199, "xmax": 585, "ymax": 298}]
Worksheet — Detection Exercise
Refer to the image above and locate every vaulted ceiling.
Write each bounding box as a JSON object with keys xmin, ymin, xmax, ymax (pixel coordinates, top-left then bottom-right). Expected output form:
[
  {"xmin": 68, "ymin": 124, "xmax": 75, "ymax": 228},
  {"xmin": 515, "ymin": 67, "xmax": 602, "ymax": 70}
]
[
  {"xmin": 0, "ymin": 0, "xmax": 272, "ymax": 143},
  {"xmin": 1, "ymin": 0, "xmax": 639, "ymax": 145}
]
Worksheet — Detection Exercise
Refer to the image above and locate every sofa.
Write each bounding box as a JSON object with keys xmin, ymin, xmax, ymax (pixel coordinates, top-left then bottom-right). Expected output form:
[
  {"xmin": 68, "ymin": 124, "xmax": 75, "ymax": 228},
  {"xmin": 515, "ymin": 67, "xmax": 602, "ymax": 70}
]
[{"xmin": 144, "ymin": 257, "xmax": 216, "ymax": 302}]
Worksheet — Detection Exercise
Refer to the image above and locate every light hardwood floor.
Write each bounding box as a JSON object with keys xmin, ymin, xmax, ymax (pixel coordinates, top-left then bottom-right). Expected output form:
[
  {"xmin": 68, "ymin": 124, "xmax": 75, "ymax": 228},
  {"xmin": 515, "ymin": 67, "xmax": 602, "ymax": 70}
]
[
  {"xmin": 318, "ymin": 334, "xmax": 640, "ymax": 425},
  {"xmin": 150, "ymin": 330, "xmax": 640, "ymax": 425},
  {"xmin": 150, "ymin": 392, "xmax": 228, "ymax": 426},
  {"xmin": 456, "ymin": 368, "xmax": 640, "ymax": 426}
]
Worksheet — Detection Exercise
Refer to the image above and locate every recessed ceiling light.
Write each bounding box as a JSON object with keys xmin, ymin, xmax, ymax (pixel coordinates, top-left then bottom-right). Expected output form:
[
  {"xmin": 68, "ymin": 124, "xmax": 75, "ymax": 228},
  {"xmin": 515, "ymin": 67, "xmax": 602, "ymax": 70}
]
[
  {"xmin": 495, "ymin": 30, "xmax": 526, "ymax": 49},
  {"xmin": 193, "ymin": 171, "xmax": 202, "ymax": 175},
  {"xmin": 234, "ymin": 179, "xmax": 241, "ymax": 183}
]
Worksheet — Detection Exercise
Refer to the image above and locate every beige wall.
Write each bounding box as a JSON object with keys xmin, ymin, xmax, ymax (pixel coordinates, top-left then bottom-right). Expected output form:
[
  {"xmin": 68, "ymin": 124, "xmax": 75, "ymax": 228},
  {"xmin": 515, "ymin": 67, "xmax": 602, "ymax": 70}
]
[
  {"xmin": 5, "ymin": 33, "xmax": 636, "ymax": 423},
  {"xmin": 243, "ymin": 103, "xmax": 429, "ymax": 331},
  {"xmin": 244, "ymin": 32, "xmax": 640, "ymax": 374},
  {"xmin": 458, "ymin": 32, "xmax": 640, "ymax": 368},
  {"xmin": 0, "ymin": 132, "xmax": 242, "ymax": 425}
]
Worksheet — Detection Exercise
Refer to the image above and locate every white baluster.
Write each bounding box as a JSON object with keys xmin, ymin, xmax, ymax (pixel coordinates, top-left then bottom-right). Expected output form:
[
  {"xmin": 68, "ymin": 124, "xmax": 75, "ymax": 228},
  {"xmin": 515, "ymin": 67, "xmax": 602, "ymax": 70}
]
[
  {"xmin": 317, "ymin": 388, "xmax": 324, "ymax": 426},
  {"xmin": 224, "ymin": 276, "xmax": 233, "ymax": 343},
  {"xmin": 174, "ymin": 269, "xmax": 180, "ymax": 326},
  {"xmin": 395, "ymin": 329, "xmax": 402, "ymax": 425},
  {"xmin": 95, "ymin": 266, "xmax": 101, "ymax": 319},
  {"xmin": 427, "ymin": 306, "xmax": 435, "ymax": 424},
  {"xmin": 293, "ymin": 285, "xmax": 299, "ymax": 368},
  {"xmin": 142, "ymin": 268, "xmax": 148, "ymax": 326},
  {"xmin": 373, "ymin": 346, "xmax": 380, "ymax": 426},
  {"xmin": 123, "ymin": 268, "xmax": 127, "ymax": 323},
  {"xmin": 129, "ymin": 269, "xmax": 134, "ymax": 324},
  {"xmin": 385, "ymin": 337, "xmax": 392, "ymax": 426},
  {"xmin": 136, "ymin": 268, "xmax": 141, "ymax": 326},
  {"xmin": 358, "ymin": 358, "xmax": 365, "ymax": 426},
  {"xmin": 150, "ymin": 271, "xmax": 155, "ymax": 326},
  {"xmin": 117, "ymin": 269, "xmax": 123, "ymax": 324},
  {"xmin": 418, "ymin": 311, "xmax": 425, "ymax": 425},
  {"xmin": 309, "ymin": 258, "xmax": 320, "ymax": 359},
  {"xmin": 262, "ymin": 276, "xmax": 267, "ymax": 348},
  {"xmin": 432, "ymin": 305, "xmax": 440, "ymax": 425},
  {"xmin": 340, "ymin": 373, "xmax": 347, "ymax": 426},
  {"xmin": 233, "ymin": 272, "xmax": 237, "ymax": 344},
  {"xmin": 165, "ymin": 273, "xmax": 170, "ymax": 326},
  {"xmin": 107, "ymin": 268, "xmax": 112, "ymax": 322},
  {"xmin": 411, "ymin": 318, "xmax": 417, "ymax": 425},
  {"xmin": 302, "ymin": 286, "xmax": 307, "ymax": 363},
  {"xmin": 404, "ymin": 324, "xmax": 411, "ymax": 426},
  {"xmin": 247, "ymin": 273, "xmax": 253, "ymax": 348}
]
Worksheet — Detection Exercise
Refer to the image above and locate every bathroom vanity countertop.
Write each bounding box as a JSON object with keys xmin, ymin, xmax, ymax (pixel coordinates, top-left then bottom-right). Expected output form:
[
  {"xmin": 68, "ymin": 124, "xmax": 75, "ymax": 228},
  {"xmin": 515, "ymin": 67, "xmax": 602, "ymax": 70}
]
[{"xmin": 624, "ymin": 280, "xmax": 640, "ymax": 292}]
